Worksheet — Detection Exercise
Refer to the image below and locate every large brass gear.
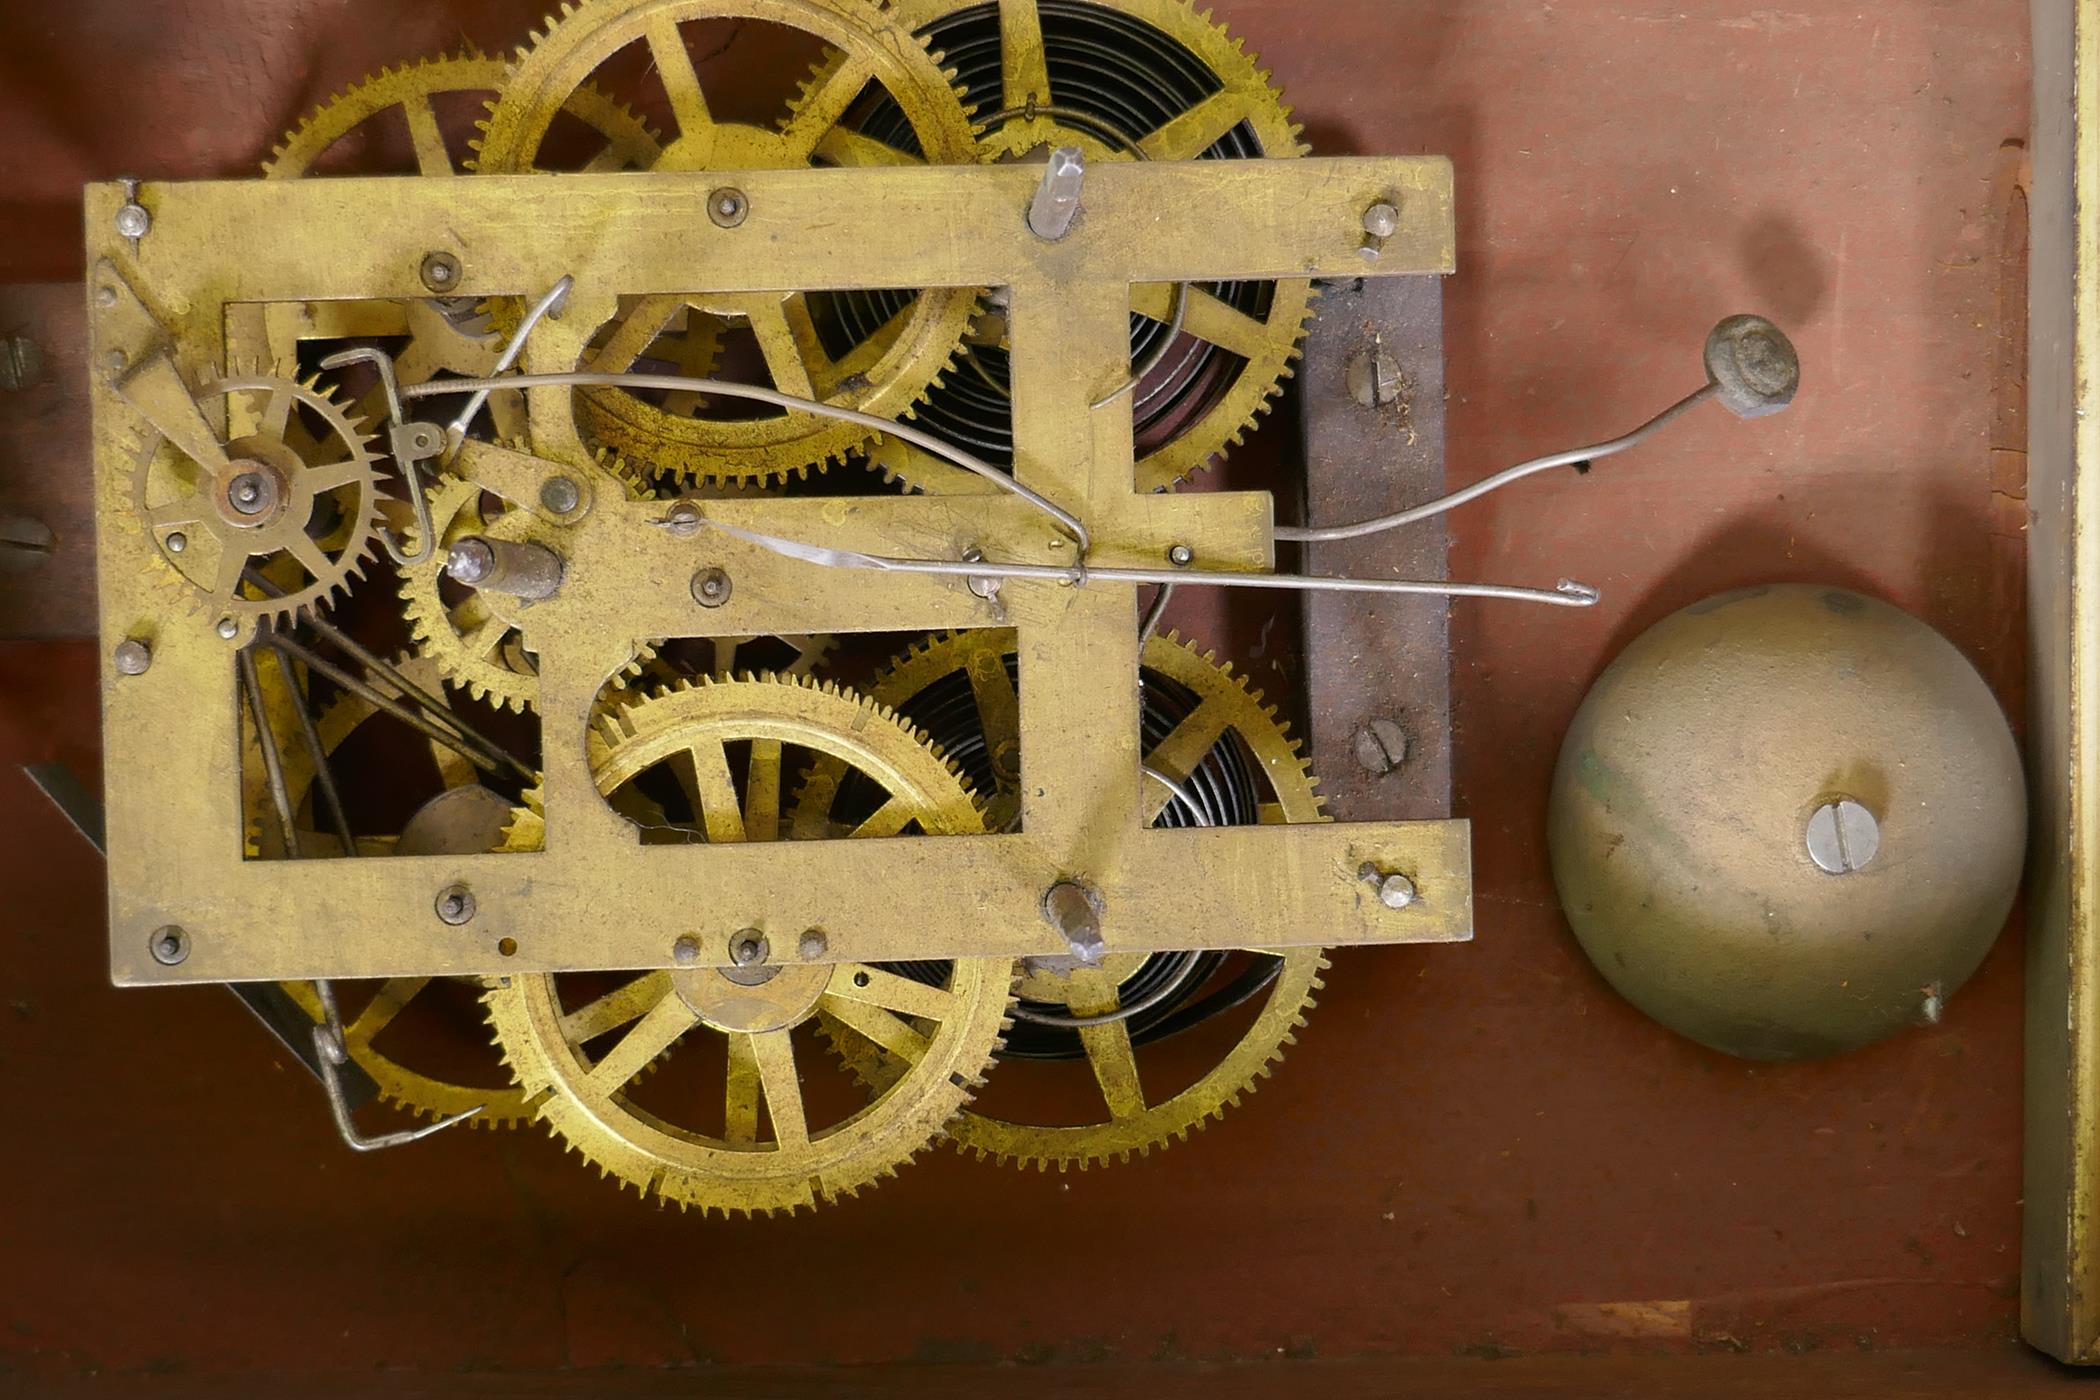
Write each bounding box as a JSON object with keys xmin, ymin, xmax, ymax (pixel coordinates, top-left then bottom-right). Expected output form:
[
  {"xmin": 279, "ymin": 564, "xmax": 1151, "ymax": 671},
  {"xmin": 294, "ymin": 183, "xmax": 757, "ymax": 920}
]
[
  {"xmin": 484, "ymin": 673, "xmax": 1017, "ymax": 1214},
  {"xmin": 238, "ymin": 653, "xmax": 536, "ymax": 1129},
  {"xmin": 233, "ymin": 53, "xmax": 668, "ymax": 445},
  {"xmin": 471, "ymin": 0, "xmax": 984, "ymax": 485},
  {"xmin": 838, "ymin": 627, "xmax": 1330, "ymax": 1170},
  {"xmin": 398, "ymin": 471, "xmax": 657, "ymax": 712},
  {"xmin": 130, "ymin": 372, "xmax": 386, "ymax": 629},
  {"xmin": 849, "ymin": 0, "xmax": 1315, "ymax": 493},
  {"xmin": 263, "ymin": 50, "xmax": 659, "ymax": 179}
]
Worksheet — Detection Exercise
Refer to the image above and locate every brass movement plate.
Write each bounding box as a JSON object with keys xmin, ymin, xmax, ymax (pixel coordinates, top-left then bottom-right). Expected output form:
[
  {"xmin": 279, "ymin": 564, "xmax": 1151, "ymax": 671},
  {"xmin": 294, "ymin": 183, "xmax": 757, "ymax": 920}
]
[{"xmin": 86, "ymin": 158, "xmax": 1470, "ymax": 985}]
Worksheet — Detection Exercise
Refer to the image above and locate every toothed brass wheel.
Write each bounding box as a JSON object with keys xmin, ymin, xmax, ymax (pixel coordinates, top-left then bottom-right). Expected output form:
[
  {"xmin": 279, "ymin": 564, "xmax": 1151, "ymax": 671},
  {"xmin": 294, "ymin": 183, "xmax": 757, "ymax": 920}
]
[
  {"xmin": 399, "ymin": 473, "xmax": 657, "ymax": 713},
  {"xmin": 130, "ymin": 373, "xmax": 386, "ymax": 629},
  {"xmin": 474, "ymin": 0, "xmax": 984, "ymax": 485},
  {"xmin": 229, "ymin": 53, "xmax": 665, "ymax": 445},
  {"xmin": 832, "ymin": 628, "xmax": 1330, "ymax": 1170},
  {"xmin": 846, "ymin": 0, "xmax": 1316, "ymax": 493},
  {"xmin": 485, "ymin": 674, "xmax": 1016, "ymax": 1213}
]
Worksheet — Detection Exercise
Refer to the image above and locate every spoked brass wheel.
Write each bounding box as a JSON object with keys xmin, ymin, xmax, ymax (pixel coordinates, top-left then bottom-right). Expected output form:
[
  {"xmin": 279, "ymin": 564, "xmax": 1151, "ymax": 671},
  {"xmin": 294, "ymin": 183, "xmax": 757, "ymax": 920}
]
[
  {"xmin": 486, "ymin": 674, "xmax": 1016, "ymax": 1212},
  {"xmin": 475, "ymin": 0, "xmax": 984, "ymax": 485},
  {"xmin": 839, "ymin": 628, "xmax": 1330, "ymax": 1170},
  {"xmin": 229, "ymin": 53, "xmax": 663, "ymax": 443},
  {"xmin": 130, "ymin": 373, "xmax": 385, "ymax": 629},
  {"xmin": 849, "ymin": 0, "xmax": 1316, "ymax": 493}
]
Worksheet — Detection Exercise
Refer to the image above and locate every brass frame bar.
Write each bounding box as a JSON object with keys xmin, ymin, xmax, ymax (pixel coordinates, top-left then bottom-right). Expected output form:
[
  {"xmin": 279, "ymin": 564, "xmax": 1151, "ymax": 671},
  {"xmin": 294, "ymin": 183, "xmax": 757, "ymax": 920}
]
[{"xmin": 87, "ymin": 157, "xmax": 1471, "ymax": 986}]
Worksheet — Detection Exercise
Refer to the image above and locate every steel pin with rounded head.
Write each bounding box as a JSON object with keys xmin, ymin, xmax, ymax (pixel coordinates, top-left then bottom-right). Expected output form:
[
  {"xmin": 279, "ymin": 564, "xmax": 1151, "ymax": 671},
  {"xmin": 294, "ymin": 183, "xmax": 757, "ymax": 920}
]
[
  {"xmin": 539, "ymin": 475, "xmax": 581, "ymax": 515},
  {"xmin": 435, "ymin": 885, "xmax": 477, "ymax": 925},
  {"xmin": 113, "ymin": 639, "xmax": 152, "ymax": 676},
  {"xmin": 1359, "ymin": 862, "xmax": 1417, "ymax": 909},
  {"xmin": 114, "ymin": 178, "xmax": 151, "ymax": 245}
]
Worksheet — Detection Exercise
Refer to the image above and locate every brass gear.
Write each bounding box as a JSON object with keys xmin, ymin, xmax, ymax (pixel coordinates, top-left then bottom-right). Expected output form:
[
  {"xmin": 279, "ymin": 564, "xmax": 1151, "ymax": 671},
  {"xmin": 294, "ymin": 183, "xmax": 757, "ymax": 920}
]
[
  {"xmin": 263, "ymin": 50, "xmax": 659, "ymax": 179},
  {"xmin": 234, "ymin": 53, "xmax": 667, "ymax": 445},
  {"xmin": 472, "ymin": 0, "xmax": 983, "ymax": 485},
  {"xmin": 238, "ymin": 653, "xmax": 536, "ymax": 1128},
  {"xmin": 836, "ymin": 627, "xmax": 1330, "ymax": 1170},
  {"xmin": 484, "ymin": 673, "xmax": 1016, "ymax": 1214},
  {"xmin": 398, "ymin": 471, "xmax": 656, "ymax": 713},
  {"xmin": 857, "ymin": 0, "xmax": 1315, "ymax": 493},
  {"xmin": 130, "ymin": 372, "xmax": 385, "ymax": 629}
]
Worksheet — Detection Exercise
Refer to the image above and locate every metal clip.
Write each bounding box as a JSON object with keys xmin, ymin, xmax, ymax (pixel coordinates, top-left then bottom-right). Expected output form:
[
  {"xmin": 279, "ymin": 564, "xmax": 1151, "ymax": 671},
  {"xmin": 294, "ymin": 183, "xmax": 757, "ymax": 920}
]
[
  {"xmin": 318, "ymin": 347, "xmax": 445, "ymax": 567},
  {"xmin": 310, "ymin": 979, "xmax": 480, "ymax": 1151}
]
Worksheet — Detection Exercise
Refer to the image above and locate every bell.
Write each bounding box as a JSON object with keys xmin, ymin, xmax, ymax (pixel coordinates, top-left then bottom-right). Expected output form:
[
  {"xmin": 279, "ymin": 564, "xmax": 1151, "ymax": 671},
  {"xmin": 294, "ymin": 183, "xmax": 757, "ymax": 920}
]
[{"xmin": 1547, "ymin": 584, "xmax": 2024, "ymax": 1060}]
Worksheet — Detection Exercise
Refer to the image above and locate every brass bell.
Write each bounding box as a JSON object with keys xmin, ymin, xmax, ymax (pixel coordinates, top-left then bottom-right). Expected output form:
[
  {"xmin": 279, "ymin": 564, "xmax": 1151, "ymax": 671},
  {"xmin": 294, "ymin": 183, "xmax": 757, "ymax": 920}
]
[{"xmin": 1547, "ymin": 584, "xmax": 2024, "ymax": 1060}]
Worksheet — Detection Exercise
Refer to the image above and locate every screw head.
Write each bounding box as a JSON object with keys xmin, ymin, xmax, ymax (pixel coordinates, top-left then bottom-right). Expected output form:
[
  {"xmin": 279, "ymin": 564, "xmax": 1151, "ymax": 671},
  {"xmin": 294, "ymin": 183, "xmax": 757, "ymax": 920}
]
[
  {"xmin": 961, "ymin": 547, "xmax": 1002, "ymax": 601},
  {"xmin": 1167, "ymin": 543, "xmax": 1195, "ymax": 568},
  {"xmin": 1805, "ymin": 797, "xmax": 1881, "ymax": 875},
  {"xmin": 538, "ymin": 475, "xmax": 581, "ymax": 515},
  {"xmin": 708, "ymin": 188, "xmax": 749, "ymax": 229},
  {"xmin": 1362, "ymin": 200, "xmax": 1400, "ymax": 238},
  {"xmin": 662, "ymin": 501, "xmax": 703, "ymax": 538},
  {"xmin": 1346, "ymin": 343, "xmax": 1404, "ymax": 408},
  {"xmin": 165, "ymin": 531, "xmax": 188, "ymax": 554},
  {"xmin": 434, "ymin": 884, "xmax": 477, "ymax": 925},
  {"xmin": 0, "ymin": 336, "xmax": 43, "ymax": 392},
  {"xmin": 419, "ymin": 251, "xmax": 462, "ymax": 293},
  {"xmin": 96, "ymin": 285, "xmax": 118, "ymax": 309},
  {"xmin": 148, "ymin": 925, "xmax": 189, "ymax": 966},
  {"xmin": 104, "ymin": 350, "xmax": 127, "ymax": 375},
  {"xmin": 115, "ymin": 202, "xmax": 152, "ymax": 240},
  {"xmin": 729, "ymin": 929, "xmax": 769, "ymax": 966},
  {"xmin": 1351, "ymin": 718, "xmax": 1410, "ymax": 775},
  {"xmin": 671, "ymin": 935, "xmax": 702, "ymax": 967},
  {"xmin": 215, "ymin": 617, "xmax": 239, "ymax": 640},
  {"xmin": 798, "ymin": 930, "xmax": 828, "ymax": 960},
  {"xmin": 691, "ymin": 567, "xmax": 733, "ymax": 608},
  {"xmin": 113, "ymin": 638, "xmax": 152, "ymax": 676}
]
